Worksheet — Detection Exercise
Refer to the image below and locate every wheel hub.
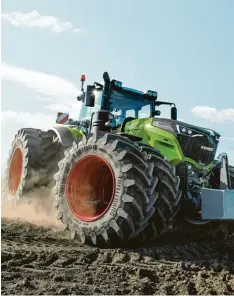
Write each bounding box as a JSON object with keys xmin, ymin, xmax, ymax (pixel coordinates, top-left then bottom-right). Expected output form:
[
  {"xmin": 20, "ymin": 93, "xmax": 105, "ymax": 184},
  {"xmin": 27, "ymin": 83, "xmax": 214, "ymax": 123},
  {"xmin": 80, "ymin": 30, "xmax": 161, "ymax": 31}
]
[
  {"xmin": 8, "ymin": 148, "xmax": 23, "ymax": 195},
  {"xmin": 65, "ymin": 155, "xmax": 115, "ymax": 221}
]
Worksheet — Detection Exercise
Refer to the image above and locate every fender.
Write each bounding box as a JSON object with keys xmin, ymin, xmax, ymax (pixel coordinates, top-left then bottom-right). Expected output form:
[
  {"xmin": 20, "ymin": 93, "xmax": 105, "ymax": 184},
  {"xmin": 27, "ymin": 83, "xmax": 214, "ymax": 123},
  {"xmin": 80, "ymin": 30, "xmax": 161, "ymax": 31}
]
[{"xmin": 48, "ymin": 125, "xmax": 84, "ymax": 148}]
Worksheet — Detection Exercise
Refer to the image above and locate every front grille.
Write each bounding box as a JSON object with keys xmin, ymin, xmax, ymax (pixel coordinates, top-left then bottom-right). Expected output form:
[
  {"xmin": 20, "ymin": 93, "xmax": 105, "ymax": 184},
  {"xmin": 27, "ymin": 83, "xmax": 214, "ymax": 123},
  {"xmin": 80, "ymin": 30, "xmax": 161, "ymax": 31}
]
[
  {"xmin": 178, "ymin": 134, "xmax": 218, "ymax": 165},
  {"xmin": 151, "ymin": 118, "xmax": 220, "ymax": 166}
]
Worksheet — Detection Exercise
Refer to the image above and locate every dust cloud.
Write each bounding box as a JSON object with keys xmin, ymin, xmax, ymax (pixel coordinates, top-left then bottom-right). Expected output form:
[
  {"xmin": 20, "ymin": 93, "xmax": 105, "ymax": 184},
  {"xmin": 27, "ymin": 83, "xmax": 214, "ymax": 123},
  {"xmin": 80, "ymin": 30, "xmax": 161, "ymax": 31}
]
[{"xmin": 1, "ymin": 181, "xmax": 63, "ymax": 230}]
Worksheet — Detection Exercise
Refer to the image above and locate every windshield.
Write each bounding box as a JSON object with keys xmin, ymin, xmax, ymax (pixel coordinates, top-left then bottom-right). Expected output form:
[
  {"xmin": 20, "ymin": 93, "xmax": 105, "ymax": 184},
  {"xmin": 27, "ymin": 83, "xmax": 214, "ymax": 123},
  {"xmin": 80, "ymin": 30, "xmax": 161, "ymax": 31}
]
[{"xmin": 78, "ymin": 89, "xmax": 153, "ymax": 124}]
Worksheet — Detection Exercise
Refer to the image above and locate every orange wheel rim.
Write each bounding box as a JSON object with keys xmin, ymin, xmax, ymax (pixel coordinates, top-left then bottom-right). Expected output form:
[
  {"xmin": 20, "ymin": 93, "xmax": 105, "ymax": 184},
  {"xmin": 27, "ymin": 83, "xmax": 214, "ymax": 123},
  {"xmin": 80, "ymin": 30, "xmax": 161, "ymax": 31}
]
[
  {"xmin": 65, "ymin": 155, "xmax": 116, "ymax": 221},
  {"xmin": 8, "ymin": 148, "xmax": 23, "ymax": 195}
]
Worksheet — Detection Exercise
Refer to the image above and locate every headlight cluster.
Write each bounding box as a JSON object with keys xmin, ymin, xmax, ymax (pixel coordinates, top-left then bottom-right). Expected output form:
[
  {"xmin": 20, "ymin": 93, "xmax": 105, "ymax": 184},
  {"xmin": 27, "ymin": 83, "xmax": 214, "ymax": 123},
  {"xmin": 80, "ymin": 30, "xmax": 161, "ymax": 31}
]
[{"xmin": 176, "ymin": 125, "xmax": 200, "ymax": 136}]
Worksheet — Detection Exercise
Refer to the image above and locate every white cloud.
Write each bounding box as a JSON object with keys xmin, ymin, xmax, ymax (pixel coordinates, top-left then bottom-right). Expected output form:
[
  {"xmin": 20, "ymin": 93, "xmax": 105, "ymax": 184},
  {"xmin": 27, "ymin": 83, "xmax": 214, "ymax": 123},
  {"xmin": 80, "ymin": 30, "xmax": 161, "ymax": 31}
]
[
  {"xmin": 1, "ymin": 62, "xmax": 79, "ymax": 99},
  {"xmin": 44, "ymin": 103, "xmax": 74, "ymax": 113},
  {"xmin": 1, "ymin": 62, "xmax": 82, "ymax": 118},
  {"xmin": 1, "ymin": 111, "xmax": 55, "ymax": 130},
  {"xmin": 1, "ymin": 10, "xmax": 85, "ymax": 35},
  {"xmin": 192, "ymin": 106, "xmax": 234, "ymax": 123}
]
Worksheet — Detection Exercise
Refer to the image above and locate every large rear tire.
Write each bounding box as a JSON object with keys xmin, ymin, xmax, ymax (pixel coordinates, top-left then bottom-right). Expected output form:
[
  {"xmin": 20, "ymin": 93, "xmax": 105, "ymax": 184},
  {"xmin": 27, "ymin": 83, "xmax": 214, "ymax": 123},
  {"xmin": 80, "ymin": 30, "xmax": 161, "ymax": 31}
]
[
  {"xmin": 53, "ymin": 133, "xmax": 157, "ymax": 246},
  {"xmin": 3, "ymin": 128, "xmax": 61, "ymax": 206},
  {"xmin": 137, "ymin": 144, "xmax": 182, "ymax": 241}
]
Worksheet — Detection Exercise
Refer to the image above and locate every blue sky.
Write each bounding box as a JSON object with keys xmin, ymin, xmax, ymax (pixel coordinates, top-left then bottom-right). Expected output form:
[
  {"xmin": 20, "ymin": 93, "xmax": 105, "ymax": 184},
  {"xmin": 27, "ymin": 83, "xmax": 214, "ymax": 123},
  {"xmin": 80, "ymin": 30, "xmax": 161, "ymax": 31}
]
[{"xmin": 1, "ymin": 0, "xmax": 234, "ymax": 170}]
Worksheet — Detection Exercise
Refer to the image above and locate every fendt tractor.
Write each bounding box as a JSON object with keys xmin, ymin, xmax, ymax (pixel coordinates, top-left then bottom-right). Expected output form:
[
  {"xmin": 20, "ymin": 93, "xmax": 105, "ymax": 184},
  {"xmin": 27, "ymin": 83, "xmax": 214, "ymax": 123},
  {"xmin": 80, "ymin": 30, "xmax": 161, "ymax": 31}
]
[{"xmin": 4, "ymin": 72, "xmax": 234, "ymax": 246}]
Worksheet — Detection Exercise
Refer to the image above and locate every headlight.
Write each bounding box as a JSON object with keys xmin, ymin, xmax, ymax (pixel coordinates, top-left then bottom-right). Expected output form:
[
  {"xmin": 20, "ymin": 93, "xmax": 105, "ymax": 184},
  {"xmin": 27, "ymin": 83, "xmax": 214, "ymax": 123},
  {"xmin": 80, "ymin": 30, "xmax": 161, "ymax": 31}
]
[{"xmin": 176, "ymin": 124, "xmax": 205, "ymax": 137}]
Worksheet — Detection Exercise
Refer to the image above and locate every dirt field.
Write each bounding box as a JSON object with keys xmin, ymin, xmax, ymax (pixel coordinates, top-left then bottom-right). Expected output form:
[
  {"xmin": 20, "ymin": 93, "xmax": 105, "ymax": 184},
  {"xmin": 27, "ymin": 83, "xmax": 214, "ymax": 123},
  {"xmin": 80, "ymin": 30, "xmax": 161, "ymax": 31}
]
[{"xmin": 1, "ymin": 217, "xmax": 234, "ymax": 295}]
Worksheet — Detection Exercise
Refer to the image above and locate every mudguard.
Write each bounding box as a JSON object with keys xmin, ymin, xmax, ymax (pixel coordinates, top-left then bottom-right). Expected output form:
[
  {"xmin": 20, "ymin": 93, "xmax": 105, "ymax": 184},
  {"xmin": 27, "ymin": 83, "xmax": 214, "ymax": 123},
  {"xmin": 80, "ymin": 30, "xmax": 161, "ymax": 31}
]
[{"xmin": 48, "ymin": 125, "xmax": 84, "ymax": 148}]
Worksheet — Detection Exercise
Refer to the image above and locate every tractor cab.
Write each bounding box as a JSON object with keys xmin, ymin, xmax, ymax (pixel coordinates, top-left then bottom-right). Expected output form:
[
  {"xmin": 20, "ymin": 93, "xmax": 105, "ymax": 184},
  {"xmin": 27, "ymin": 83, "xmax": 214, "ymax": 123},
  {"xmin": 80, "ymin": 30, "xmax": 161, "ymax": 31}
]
[
  {"xmin": 79, "ymin": 85, "xmax": 155, "ymax": 129},
  {"xmin": 77, "ymin": 72, "xmax": 177, "ymax": 133}
]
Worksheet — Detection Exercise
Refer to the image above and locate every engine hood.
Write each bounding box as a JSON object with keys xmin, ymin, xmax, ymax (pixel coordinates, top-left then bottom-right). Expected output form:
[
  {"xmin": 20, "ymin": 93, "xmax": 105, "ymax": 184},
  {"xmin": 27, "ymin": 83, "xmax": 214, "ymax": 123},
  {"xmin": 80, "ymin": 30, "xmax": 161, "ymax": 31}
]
[
  {"xmin": 152, "ymin": 118, "xmax": 221, "ymax": 138},
  {"xmin": 151, "ymin": 117, "xmax": 220, "ymax": 166}
]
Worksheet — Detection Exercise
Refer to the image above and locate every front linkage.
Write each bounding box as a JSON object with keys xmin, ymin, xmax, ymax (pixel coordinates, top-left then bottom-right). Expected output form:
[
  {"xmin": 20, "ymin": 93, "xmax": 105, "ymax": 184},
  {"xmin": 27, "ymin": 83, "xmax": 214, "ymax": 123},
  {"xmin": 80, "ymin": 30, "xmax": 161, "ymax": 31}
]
[{"xmin": 201, "ymin": 153, "xmax": 234, "ymax": 220}]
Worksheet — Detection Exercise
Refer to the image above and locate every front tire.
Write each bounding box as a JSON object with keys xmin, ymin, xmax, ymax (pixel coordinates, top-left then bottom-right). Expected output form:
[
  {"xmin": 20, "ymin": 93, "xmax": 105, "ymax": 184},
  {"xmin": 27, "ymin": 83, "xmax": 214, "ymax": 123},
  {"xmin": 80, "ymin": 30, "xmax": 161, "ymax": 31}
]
[
  {"xmin": 53, "ymin": 133, "xmax": 157, "ymax": 246},
  {"xmin": 137, "ymin": 144, "xmax": 182, "ymax": 241}
]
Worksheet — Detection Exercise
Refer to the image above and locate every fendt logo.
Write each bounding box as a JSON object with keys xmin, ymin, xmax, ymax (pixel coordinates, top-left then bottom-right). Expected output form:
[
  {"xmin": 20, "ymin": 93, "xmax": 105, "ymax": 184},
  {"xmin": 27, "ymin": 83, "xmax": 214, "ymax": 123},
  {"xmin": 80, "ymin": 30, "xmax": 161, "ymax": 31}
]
[{"xmin": 201, "ymin": 146, "xmax": 214, "ymax": 152}]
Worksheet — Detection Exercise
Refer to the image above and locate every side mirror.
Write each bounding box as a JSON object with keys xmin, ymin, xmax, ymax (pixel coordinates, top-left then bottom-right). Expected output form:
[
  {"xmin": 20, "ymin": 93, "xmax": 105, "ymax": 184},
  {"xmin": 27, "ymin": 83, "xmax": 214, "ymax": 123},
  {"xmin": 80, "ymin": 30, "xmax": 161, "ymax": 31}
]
[
  {"xmin": 85, "ymin": 85, "xmax": 95, "ymax": 107},
  {"xmin": 171, "ymin": 106, "xmax": 177, "ymax": 120},
  {"xmin": 77, "ymin": 92, "xmax": 85, "ymax": 102}
]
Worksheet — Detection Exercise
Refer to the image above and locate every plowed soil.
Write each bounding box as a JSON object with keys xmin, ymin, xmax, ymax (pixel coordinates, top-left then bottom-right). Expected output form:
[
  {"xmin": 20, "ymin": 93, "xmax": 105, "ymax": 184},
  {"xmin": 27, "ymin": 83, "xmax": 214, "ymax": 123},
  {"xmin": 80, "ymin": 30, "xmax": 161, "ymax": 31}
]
[{"xmin": 1, "ymin": 218, "xmax": 234, "ymax": 295}]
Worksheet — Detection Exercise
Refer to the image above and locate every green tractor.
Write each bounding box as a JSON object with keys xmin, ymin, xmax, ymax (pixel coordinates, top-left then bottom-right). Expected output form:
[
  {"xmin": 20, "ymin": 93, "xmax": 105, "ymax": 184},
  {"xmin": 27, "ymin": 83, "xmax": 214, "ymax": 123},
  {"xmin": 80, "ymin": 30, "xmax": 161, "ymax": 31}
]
[{"xmin": 4, "ymin": 72, "xmax": 234, "ymax": 246}]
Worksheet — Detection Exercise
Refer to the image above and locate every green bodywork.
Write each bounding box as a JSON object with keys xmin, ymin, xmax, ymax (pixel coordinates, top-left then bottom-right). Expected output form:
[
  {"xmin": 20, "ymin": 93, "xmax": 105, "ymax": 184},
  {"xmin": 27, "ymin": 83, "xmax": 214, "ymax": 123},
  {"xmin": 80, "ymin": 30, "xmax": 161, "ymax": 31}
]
[
  {"xmin": 125, "ymin": 118, "xmax": 213, "ymax": 170},
  {"xmin": 66, "ymin": 119, "xmax": 213, "ymax": 170},
  {"xmin": 67, "ymin": 127, "xmax": 84, "ymax": 141},
  {"xmin": 67, "ymin": 118, "xmax": 214, "ymax": 170}
]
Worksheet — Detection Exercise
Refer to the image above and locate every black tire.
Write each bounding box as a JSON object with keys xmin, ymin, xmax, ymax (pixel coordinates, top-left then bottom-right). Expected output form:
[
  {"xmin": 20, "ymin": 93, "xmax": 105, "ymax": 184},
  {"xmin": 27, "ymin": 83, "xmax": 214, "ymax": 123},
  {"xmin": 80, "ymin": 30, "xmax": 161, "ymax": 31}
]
[
  {"xmin": 3, "ymin": 128, "xmax": 61, "ymax": 206},
  {"xmin": 137, "ymin": 144, "xmax": 182, "ymax": 241},
  {"xmin": 53, "ymin": 132, "xmax": 157, "ymax": 246}
]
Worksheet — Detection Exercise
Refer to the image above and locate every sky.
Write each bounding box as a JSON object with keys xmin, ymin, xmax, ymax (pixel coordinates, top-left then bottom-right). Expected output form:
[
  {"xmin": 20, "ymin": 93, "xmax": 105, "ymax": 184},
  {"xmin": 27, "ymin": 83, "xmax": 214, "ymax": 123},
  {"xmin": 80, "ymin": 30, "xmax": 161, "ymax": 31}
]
[{"xmin": 1, "ymin": 0, "xmax": 234, "ymax": 171}]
